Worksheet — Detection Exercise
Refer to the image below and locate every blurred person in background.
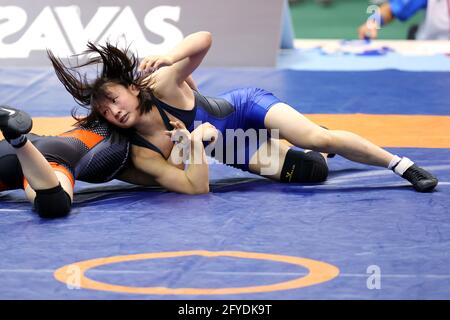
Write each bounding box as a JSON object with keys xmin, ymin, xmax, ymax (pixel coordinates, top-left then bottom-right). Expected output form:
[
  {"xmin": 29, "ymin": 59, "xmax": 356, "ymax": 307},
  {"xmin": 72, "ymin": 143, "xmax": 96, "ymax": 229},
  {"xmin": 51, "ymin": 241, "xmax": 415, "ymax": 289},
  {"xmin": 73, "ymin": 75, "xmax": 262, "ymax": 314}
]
[{"xmin": 358, "ymin": 0, "xmax": 450, "ymax": 40}]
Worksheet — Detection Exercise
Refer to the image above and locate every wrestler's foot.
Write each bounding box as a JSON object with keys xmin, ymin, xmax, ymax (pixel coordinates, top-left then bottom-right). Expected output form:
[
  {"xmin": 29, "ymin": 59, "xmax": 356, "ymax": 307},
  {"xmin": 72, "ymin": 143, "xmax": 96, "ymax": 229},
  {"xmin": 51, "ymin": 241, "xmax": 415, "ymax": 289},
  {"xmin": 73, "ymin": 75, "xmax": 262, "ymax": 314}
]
[
  {"xmin": 402, "ymin": 164, "xmax": 438, "ymax": 192},
  {"xmin": 0, "ymin": 106, "xmax": 33, "ymax": 141}
]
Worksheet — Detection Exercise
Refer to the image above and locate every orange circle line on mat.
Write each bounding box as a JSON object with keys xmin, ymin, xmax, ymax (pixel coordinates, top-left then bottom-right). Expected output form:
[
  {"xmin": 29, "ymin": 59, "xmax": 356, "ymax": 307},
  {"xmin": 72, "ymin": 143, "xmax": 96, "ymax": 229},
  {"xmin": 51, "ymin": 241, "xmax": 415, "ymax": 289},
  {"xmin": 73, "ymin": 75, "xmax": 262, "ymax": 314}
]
[{"xmin": 54, "ymin": 250, "xmax": 340, "ymax": 295}]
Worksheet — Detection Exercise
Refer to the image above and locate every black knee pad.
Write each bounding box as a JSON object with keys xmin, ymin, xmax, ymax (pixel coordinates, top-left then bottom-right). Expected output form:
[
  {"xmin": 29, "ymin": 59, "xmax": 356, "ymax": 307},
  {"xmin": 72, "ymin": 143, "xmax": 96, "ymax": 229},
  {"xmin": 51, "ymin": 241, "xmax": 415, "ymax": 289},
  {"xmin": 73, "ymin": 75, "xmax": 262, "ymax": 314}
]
[
  {"xmin": 34, "ymin": 184, "xmax": 72, "ymax": 218},
  {"xmin": 280, "ymin": 149, "xmax": 329, "ymax": 183}
]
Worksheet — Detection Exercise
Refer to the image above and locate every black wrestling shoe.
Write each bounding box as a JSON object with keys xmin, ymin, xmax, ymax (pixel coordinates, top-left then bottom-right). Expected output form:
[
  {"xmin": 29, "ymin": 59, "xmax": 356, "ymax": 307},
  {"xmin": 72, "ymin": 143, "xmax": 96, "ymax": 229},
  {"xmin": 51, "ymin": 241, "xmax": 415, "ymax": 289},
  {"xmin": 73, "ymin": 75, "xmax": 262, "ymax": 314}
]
[
  {"xmin": 320, "ymin": 125, "xmax": 335, "ymax": 158},
  {"xmin": 0, "ymin": 106, "xmax": 33, "ymax": 140},
  {"xmin": 402, "ymin": 164, "xmax": 438, "ymax": 192}
]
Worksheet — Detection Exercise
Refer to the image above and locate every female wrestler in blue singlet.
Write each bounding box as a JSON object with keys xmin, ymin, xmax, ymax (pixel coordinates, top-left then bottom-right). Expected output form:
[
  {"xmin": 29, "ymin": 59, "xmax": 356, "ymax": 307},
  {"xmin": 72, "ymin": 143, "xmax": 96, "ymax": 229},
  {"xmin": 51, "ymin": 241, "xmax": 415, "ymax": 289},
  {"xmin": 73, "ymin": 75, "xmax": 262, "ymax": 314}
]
[{"xmin": 46, "ymin": 31, "xmax": 438, "ymax": 195}]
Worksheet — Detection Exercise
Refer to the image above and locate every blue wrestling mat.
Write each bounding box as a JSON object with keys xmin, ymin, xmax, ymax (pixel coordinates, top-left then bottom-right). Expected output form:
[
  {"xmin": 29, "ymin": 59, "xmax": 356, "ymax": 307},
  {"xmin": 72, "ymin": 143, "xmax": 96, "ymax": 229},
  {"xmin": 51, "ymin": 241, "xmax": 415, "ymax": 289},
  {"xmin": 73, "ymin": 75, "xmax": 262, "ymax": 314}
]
[
  {"xmin": 1, "ymin": 68, "xmax": 450, "ymax": 116},
  {"xmin": 0, "ymin": 67, "xmax": 449, "ymax": 299}
]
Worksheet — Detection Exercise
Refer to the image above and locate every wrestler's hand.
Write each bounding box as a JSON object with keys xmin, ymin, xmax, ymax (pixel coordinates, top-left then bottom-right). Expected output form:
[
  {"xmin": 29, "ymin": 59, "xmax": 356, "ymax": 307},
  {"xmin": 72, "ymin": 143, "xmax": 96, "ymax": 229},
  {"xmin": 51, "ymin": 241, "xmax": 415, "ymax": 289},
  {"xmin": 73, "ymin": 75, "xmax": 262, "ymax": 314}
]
[
  {"xmin": 165, "ymin": 120, "xmax": 191, "ymax": 147},
  {"xmin": 191, "ymin": 122, "xmax": 218, "ymax": 146},
  {"xmin": 139, "ymin": 55, "xmax": 174, "ymax": 74}
]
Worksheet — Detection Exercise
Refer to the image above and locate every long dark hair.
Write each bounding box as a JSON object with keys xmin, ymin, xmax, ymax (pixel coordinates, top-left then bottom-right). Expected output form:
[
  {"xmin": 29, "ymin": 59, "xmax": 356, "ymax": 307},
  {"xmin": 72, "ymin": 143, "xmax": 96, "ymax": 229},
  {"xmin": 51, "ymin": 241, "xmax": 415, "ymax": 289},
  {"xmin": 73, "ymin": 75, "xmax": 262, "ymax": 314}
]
[{"xmin": 47, "ymin": 42, "xmax": 152, "ymax": 128}]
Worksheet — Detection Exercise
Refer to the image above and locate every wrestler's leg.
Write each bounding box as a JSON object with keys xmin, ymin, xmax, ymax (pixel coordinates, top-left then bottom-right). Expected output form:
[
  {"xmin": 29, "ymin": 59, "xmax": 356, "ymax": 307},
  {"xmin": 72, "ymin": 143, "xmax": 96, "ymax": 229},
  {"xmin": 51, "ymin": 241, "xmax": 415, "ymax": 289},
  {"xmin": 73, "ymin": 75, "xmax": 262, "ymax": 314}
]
[
  {"xmin": 263, "ymin": 103, "xmax": 438, "ymax": 192},
  {"xmin": 265, "ymin": 103, "xmax": 393, "ymax": 167},
  {"xmin": 248, "ymin": 138, "xmax": 329, "ymax": 183},
  {"xmin": 1, "ymin": 107, "xmax": 73, "ymax": 217}
]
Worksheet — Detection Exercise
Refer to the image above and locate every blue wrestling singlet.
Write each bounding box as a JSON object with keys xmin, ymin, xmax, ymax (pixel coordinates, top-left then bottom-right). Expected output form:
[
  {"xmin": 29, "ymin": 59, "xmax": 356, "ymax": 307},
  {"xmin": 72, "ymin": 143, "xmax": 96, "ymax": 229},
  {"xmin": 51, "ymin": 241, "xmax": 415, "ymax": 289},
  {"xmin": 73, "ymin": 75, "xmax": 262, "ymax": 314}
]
[{"xmin": 133, "ymin": 87, "xmax": 283, "ymax": 171}]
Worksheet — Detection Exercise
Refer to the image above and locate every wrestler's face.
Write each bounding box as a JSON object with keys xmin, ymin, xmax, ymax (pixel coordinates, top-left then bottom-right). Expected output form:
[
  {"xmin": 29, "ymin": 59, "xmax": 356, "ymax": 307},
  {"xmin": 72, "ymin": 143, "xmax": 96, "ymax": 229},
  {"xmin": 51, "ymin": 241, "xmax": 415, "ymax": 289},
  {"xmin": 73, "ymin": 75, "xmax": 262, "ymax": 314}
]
[{"xmin": 98, "ymin": 83, "xmax": 140, "ymax": 128}]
